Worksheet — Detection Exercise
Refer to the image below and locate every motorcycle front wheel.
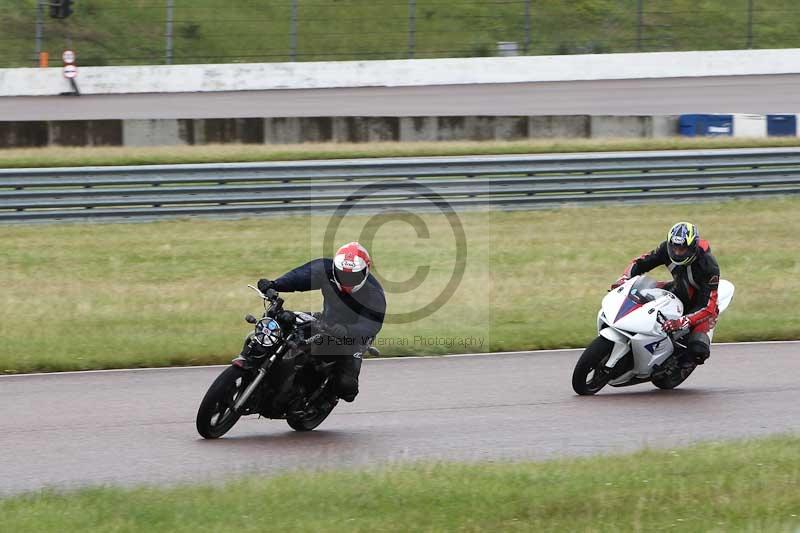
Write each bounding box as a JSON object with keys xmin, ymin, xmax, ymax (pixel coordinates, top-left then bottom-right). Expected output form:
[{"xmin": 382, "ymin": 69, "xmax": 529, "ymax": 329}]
[
  {"xmin": 572, "ymin": 336, "xmax": 616, "ymax": 395},
  {"xmin": 196, "ymin": 366, "xmax": 249, "ymax": 439}
]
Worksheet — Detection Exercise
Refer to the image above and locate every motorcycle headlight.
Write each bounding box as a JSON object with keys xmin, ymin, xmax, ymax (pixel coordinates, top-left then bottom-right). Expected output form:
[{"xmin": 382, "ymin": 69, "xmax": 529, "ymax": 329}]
[{"xmin": 254, "ymin": 318, "xmax": 282, "ymax": 346}]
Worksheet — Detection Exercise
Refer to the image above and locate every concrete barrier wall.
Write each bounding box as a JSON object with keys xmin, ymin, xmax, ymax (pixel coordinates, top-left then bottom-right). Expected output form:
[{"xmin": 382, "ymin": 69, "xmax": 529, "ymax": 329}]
[
  {"xmin": 0, "ymin": 115, "xmax": 682, "ymax": 148},
  {"xmin": 2, "ymin": 48, "xmax": 800, "ymax": 97}
]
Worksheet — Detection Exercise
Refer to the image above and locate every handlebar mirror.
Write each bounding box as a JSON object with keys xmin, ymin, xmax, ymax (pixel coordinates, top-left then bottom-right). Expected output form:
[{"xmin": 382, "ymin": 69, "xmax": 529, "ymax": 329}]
[{"xmin": 245, "ymin": 314, "xmax": 258, "ymax": 324}]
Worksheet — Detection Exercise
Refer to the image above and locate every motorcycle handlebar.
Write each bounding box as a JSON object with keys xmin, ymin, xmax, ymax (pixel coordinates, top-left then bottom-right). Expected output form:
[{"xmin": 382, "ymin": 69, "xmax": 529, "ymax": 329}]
[
  {"xmin": 264, "ymin": 288, "xmax": 279, "ymax": 300},
  {"xmin": 656, "ymin": 311, "xmax": 691, "ymax": 341},
  {"xmin": 247, "ymin": 284, "xmax": 279, "ymax": 300},
  {"xmin": 250, "ymin": 284, "xmax": 280, "ymax": 299},
  {"xmin": 286, "ymin": 333, "xmax": 323, "ymax": 351}
]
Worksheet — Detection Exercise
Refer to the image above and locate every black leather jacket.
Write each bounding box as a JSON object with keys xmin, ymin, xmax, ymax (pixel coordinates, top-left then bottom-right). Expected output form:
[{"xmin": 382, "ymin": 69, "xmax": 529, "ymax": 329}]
[
  {"xmin": 273, "ymin": 258, "xmax": 386, "ymax": 342},
  {"xmin": 624, "ymin": 239, "xmax": 720, "ymax": 326}
]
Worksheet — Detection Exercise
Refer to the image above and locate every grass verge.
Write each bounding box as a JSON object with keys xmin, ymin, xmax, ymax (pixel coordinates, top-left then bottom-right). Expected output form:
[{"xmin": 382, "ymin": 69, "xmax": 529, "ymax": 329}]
[
  {"xmin": 2, "ymin": 435, "xmax": 799, "ymax": 532},
  {"xmin": 2, "ymin": 137, "xmax": 800, "ymax": 168},
  {"xmin": 1, "ymin": 196, "xmax": 798, "ymax": 373}
]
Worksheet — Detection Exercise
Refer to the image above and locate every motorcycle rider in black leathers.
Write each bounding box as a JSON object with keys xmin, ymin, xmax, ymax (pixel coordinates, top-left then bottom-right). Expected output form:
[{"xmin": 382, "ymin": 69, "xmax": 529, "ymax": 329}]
[
  {"xmin": 611, "ymin": 222, "xmax": 721, "ymax": 367},
  {"xmin": 257, "ymin": 242, "xmax": 385, "ymax": 402}
]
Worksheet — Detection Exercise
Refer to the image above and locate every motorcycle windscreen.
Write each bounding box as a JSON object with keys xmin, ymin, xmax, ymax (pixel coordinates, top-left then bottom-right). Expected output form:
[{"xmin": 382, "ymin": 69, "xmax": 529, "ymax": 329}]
[
  {"xmin": 628, "ymin": 276, "xmax": 659, "ymax": 304},
  {"xmin": 612, "ymin": 276, "xmax": 658, "ymax": 323}
]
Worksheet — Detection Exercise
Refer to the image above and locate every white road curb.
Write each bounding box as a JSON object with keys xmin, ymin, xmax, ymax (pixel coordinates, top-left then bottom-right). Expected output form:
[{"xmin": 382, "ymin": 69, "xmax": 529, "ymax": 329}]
[{"xmin": 1, "ymin": 340, "xmax": 796, "ymax": 379}]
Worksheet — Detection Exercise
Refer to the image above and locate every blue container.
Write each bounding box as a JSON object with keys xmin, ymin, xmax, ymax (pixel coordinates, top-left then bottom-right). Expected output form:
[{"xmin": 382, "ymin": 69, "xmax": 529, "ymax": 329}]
[
  {"xmin": 679, "ymin": 114, "xmax": 733, "ymax": 137},
  {"xmin": 766, "ymin": 114, "xmax": 797, "ymax": 136}
]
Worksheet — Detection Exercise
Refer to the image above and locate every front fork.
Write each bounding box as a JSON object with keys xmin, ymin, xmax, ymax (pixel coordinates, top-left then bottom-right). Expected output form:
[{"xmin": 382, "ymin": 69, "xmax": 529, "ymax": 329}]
[{"xmin": 233, "ymin": 346, "xmax": 284, "ymax": 413}]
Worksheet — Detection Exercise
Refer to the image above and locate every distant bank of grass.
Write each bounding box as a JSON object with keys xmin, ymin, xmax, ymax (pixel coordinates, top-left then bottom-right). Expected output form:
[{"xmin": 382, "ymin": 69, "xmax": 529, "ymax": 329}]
[
  {"xmin": 3, "ymin": 435, "xmax": 799, "ymax": 532},
  {"xmin": 2, "ymin": 137, "xmax": 800, "ymax": 169},
  {"xmin": 1, "ymin": 196, "xmax": 798, "ymax": 374},
  {"xmin": 6, "ymin": 0, "xmax": 800, "ymax": 68}
]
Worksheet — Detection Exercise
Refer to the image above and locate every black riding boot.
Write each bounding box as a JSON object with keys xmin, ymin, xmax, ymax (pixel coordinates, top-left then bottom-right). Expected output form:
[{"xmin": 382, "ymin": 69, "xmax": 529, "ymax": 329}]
[
  {"xmin": 336, "ymin": 351, "xmax": 363, "ymax": 402},
  {"xmin": 682, "ymin": 331, "xmax": 711, "ymax": 368}
]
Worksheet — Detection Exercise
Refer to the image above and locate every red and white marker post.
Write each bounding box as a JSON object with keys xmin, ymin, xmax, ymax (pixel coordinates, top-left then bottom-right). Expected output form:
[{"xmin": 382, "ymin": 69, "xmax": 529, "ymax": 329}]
[{"xmin": 61, "ymin": 49, "xmax": 80, "ymax": 95}]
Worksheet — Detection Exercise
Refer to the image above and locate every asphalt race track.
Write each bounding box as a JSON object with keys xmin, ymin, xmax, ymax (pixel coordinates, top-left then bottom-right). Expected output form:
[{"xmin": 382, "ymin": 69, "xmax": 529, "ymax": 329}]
[
  {"xmin": 3, "ymin": 75, "xmax": 800, "ymax": 120},
  {"xmin": 1, "ymin": 342, "xmax": 797, "ymax": 496}
]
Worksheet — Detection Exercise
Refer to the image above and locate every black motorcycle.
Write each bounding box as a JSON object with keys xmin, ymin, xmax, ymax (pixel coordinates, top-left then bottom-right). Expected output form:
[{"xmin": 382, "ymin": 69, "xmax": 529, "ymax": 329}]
[{"xmin": 196, "ymin": 285, "xmax": 374, "ymax": 439}]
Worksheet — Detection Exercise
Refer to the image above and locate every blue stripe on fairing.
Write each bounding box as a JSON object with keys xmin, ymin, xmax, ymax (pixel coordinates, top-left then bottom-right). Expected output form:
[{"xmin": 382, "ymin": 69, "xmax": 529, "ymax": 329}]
[{"xmin": 614, "ymin": 297, "xmax": 642, "ymax": 323}]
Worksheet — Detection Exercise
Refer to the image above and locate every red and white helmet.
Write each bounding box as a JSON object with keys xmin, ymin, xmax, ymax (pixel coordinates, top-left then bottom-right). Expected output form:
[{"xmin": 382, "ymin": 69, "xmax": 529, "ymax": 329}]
[{"xmin": 332, "ymin": 242, "xmax": 371, "ymax": 294}]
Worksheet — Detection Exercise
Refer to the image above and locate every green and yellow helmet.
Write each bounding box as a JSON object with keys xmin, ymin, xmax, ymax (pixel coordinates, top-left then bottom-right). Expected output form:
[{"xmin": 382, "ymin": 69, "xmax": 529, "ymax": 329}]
[{"xmin": 667, "ymin": 222, "xmax": 700, "ymax": 265}]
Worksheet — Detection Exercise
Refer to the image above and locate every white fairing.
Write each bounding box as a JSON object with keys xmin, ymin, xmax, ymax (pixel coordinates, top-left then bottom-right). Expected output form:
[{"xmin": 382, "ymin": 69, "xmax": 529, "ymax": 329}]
[
  {"xmin": 706, "ymin": 279, "xmax": 735, "ymax": 341},
  {"xmin": 596, "ymin": 275, "xmax": 733, "ymax": 381},
  {"xmin": 717, "ymin": 279, "xmax": 735, "ymax": 313}
]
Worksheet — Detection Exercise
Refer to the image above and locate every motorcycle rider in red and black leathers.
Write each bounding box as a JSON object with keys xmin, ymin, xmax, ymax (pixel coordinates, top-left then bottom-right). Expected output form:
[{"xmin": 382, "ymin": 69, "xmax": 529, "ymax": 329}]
[
  {"xmin": 257, "ymin": 242, "xmax": 385, "ymax": 403},
  {"xmin": 611, "ymin": 222, "xmax": 720, "ymax": 367}
]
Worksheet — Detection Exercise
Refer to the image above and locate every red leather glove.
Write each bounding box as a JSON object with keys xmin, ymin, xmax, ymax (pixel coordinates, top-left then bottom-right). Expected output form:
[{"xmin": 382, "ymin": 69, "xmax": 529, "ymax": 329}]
[
  {"xmin": 610, "ymin": 276, "xmax": 629, "ymax": 290},
  {"xmin": 662, "ymin": 316, "xmax": 690, "ymax": 333}
]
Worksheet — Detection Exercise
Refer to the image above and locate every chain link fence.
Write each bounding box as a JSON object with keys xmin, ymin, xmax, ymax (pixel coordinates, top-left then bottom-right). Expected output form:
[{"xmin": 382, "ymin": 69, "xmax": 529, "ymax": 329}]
[{"xmin": 3, "ymin": 0, "xmax": 800, "ymax": 68}]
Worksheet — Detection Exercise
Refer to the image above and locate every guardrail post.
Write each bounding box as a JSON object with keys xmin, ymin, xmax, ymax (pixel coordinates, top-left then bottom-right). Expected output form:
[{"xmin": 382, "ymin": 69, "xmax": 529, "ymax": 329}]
[
  {"xmin": 636, "ymin": 0, "xmax": 644, "ymax": 51},
  {"xmin": 524, "ymin": 0, "xmax": 531, "ymax": 54},
  {"xmin": 408, "ymin": 0, "xmax": 416, "ymax": 59},
  {"xmin": 34, "ymin": 0, "xmax": 44, "ymax": 66},
  {"xmin": 290, "ymin": 0, "xmax": 298, "ymax": 61},
  {"xmin": 165, "ymin": 0, "xmax": 174, "ymax": 65}
]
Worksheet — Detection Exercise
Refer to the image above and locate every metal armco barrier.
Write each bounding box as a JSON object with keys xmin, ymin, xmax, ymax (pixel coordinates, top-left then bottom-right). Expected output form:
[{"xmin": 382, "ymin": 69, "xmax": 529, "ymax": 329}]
[{"xmin": 2, "ymin": 148, "xmax": 800, "ymax": 222}]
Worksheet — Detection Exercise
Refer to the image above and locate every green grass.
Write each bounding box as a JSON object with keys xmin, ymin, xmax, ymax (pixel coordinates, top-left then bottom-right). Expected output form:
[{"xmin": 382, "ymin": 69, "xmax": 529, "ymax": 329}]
[
  {"xmin": 3, "ymin": 137, "xmax": 800, "ymax": 169},
  {"xmin": 2, "ymin": 435, "xmax": 799, "ymax": 532},
  {"xmin": 5, "ymin": 0, "xmax": 800, "ymax": 67},
  {"xmin": 1, "ymin": 196, "xmax": 798, "ymax": 374}
]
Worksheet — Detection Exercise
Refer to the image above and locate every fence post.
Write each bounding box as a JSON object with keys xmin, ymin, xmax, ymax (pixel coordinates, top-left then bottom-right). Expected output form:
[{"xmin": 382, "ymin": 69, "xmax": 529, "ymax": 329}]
[
  {"xmin": 408, "ymin": 0, "xmax": 416, "ymax": 59},
  {"xmin": 290, "ymin": 0, "xmax": 298, "ymax": 61},
  {"xmin": 524, "ymin": 0, "xmax": 531, "ymax": 54},
  {"xmin": 636, "ymin": 0, "xmax": 644, "ymax": 51},
  {"xmin": 746, "ymin": 0, "xmax": 754, "ymax": 48},
  {"xmin": 165, "ymin": 0, "xmax": 174, "ymax": 65},
  {"xmin": 34, "ymin": 0, "xmax": 44, "ymax": 66}
]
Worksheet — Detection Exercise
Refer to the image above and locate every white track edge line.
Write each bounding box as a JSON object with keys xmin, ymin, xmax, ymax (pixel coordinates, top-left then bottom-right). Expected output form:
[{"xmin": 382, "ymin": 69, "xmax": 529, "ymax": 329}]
[{"xmin": 1, "ymin": 340, "xmax": 797, "ymax": 379}]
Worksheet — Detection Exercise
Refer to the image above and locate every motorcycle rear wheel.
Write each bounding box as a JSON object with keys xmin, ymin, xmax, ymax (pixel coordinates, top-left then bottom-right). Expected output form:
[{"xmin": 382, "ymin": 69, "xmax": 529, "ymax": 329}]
[
  {"xmin": 287, "ymin": 399, "xmax": 337, "ymax": 431},
  {"xmin": 196, "ymin": 366, "xmax": 248, "ymax": 439},
  {"xmin": 572, "ymin": 336, "xmax": 616, "ymax": 395}
]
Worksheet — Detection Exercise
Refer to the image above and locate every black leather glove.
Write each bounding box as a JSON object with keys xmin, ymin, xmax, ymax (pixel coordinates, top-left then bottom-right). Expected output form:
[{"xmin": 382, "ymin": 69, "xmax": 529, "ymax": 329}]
[
  {"xmin": 257, "ymin": 279, "xmax": 275, "ymax": 293},
  {"xmin": 326, "ymin": 323, "xmax": 348, "ymax": 338}
]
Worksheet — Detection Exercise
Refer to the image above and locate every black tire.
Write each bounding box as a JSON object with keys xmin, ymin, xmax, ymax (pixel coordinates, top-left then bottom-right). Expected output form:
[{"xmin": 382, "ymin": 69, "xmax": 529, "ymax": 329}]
[
  {"xmin": 652, "ymin": 364, "xmax": 696, "ymax": 390},
  {"xmin": 572, "ymin": 336, "xmax": 616, "ymax": 395},
  {"xmin": 196, "ymin": 366, "xmax": 249, "ymax": 439},
  {"xmin": 286, "ymin": 399, "xmax": 337, "ymax": 432}
]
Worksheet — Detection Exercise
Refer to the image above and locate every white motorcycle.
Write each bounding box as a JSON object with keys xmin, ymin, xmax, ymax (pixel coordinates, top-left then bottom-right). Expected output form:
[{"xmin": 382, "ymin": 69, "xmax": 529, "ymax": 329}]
[{"xmin": 572, "ymin": 275, "xmax": 735, "ymax": 395}]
